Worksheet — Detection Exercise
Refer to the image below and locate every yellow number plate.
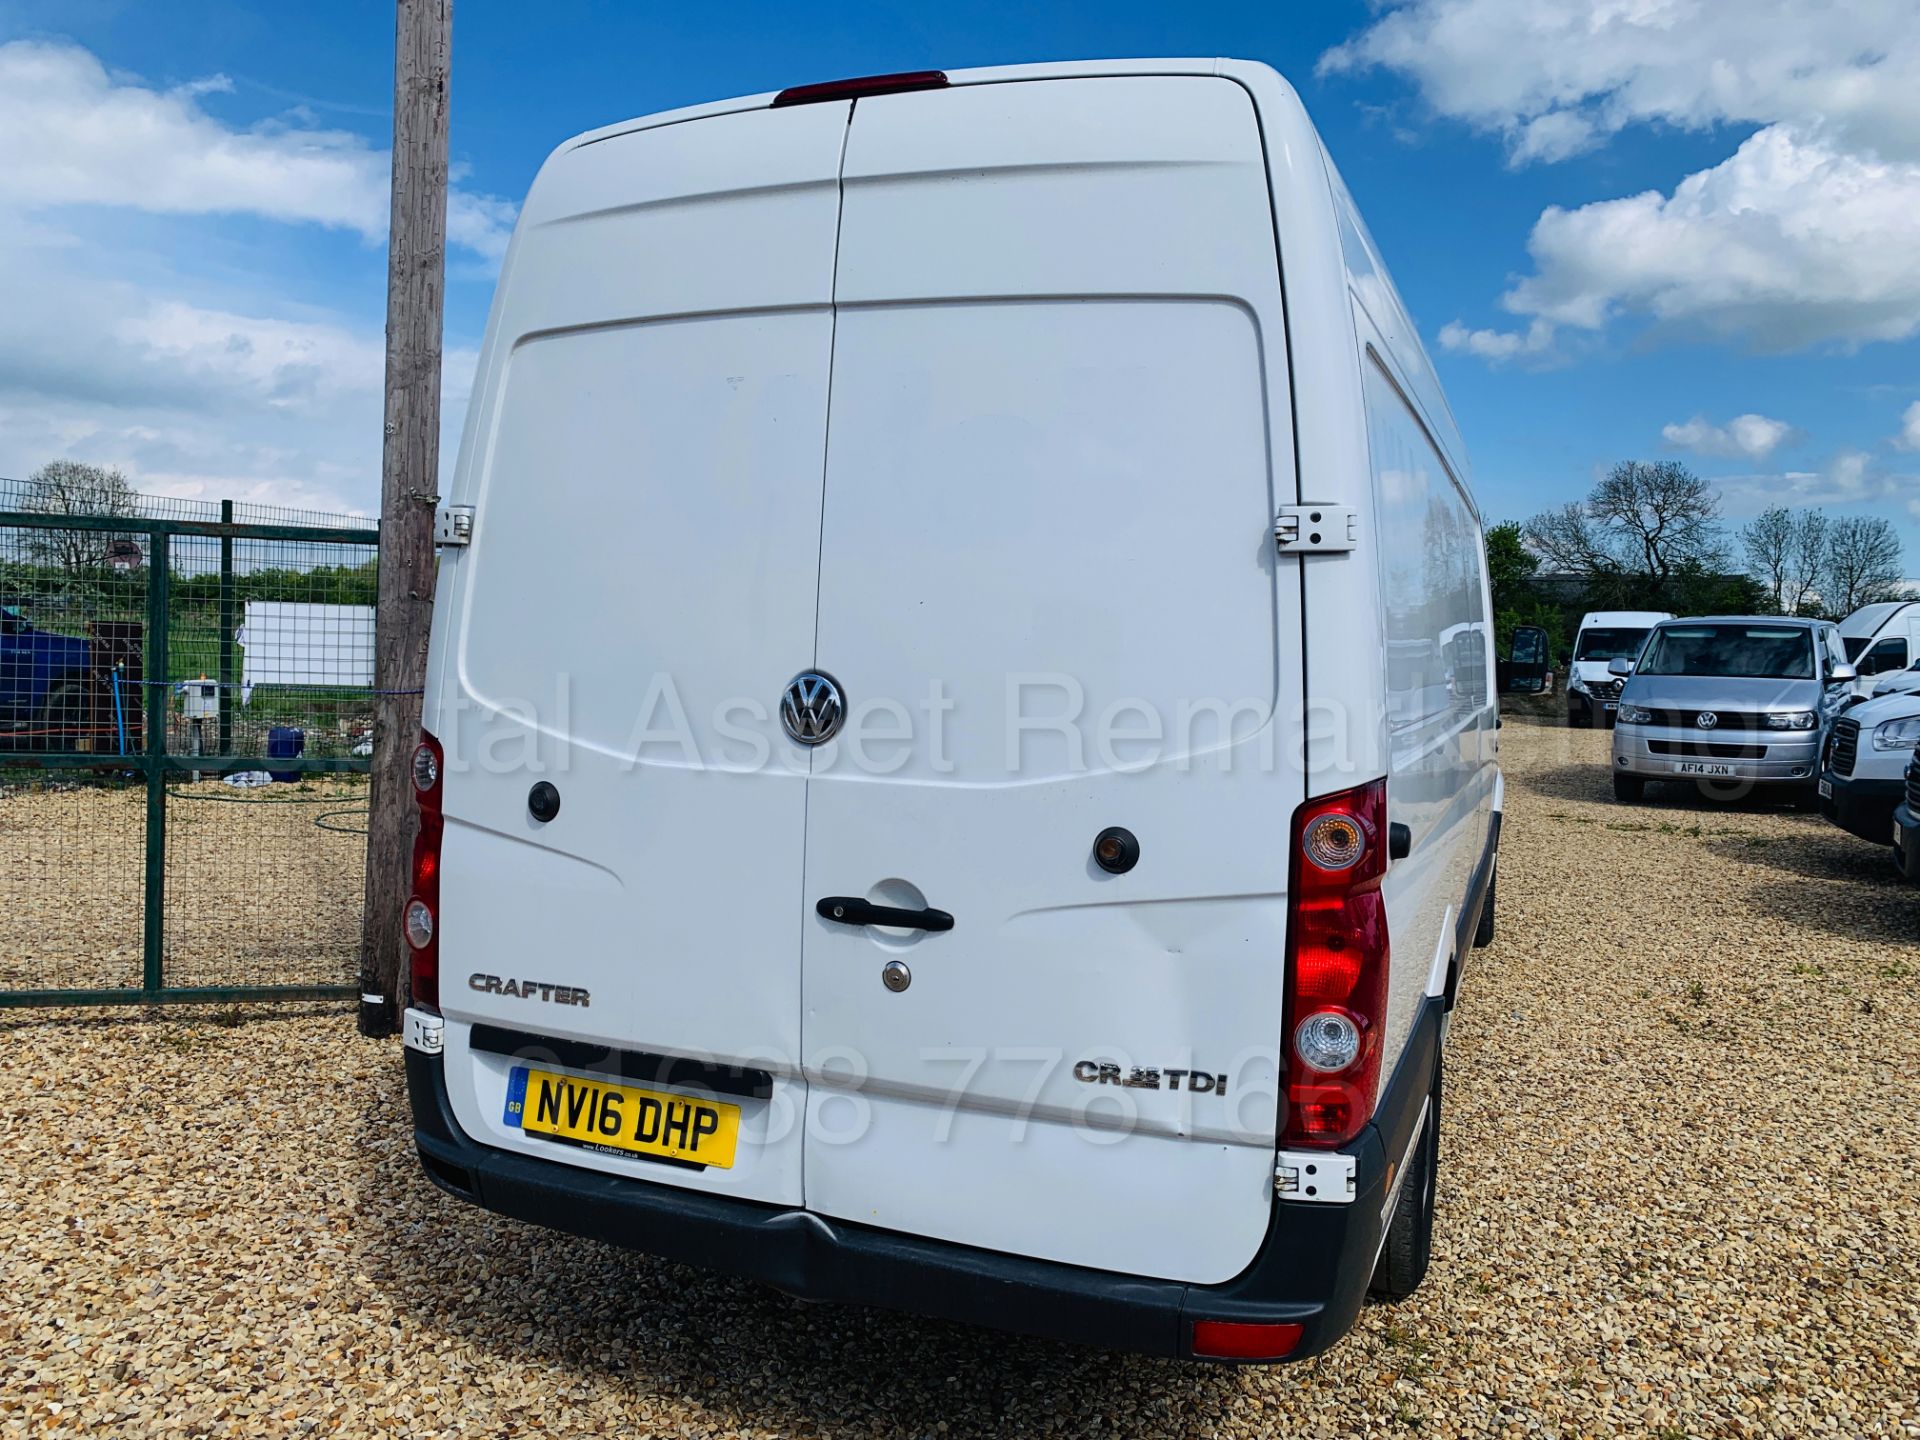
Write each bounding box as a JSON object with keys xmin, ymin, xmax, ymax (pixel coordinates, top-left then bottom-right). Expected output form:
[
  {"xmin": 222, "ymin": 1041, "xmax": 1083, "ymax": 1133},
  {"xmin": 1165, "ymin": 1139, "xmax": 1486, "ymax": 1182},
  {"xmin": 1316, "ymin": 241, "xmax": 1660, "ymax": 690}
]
[{"xmin": 504, "ymin": 1066, "xmax": 740, "ymax": 1169}]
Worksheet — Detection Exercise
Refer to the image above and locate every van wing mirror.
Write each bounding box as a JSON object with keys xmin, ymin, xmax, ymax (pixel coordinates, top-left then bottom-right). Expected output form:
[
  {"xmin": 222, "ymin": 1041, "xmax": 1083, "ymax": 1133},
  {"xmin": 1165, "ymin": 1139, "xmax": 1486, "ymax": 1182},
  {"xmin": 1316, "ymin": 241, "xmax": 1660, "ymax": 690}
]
[
  {"xmin": 1500, "ymin": 625, "xmax": 1550, "ymax": 694},
  {"xmin": 1827, "ymin": 661, "xmax": 1859, "ymax": 685},
  {"xmin": 1607, "ymin": 656, "xmax": 1635, "ymax": 677}
]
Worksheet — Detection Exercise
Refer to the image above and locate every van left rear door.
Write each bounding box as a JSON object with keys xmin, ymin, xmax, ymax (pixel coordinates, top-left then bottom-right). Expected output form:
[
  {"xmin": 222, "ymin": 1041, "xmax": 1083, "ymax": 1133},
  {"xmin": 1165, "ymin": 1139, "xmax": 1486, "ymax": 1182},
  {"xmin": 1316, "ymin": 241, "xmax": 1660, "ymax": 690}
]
[{"xmin": 430, "ymin": 102, "xmax": 851, "ymax": 1209}]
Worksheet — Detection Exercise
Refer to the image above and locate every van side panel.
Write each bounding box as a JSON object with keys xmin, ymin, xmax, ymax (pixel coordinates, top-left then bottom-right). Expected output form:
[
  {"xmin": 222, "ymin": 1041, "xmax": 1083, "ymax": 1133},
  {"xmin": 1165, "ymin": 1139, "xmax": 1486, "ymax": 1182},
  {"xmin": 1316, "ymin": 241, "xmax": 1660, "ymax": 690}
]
[
  {"xmin": 1356, "ymin": 348, "xmax": 1494, "ymax": 1061},
  {"xmin": 1300, "ymin": 118, "xmax": 1498, "ymax": 1087}
]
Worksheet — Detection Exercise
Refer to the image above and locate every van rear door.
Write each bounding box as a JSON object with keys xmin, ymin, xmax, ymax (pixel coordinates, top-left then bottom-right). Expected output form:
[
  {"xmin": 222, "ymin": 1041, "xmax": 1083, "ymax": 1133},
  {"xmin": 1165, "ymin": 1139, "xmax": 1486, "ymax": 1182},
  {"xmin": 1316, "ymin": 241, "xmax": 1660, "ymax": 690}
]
[
  {"xmin": 799, "ymin": 77, "xmax": 1305, "ymax": 1283},
  {"xmin": 432, "ymin": 102, "xmax": 852, "ymax": 1207}
]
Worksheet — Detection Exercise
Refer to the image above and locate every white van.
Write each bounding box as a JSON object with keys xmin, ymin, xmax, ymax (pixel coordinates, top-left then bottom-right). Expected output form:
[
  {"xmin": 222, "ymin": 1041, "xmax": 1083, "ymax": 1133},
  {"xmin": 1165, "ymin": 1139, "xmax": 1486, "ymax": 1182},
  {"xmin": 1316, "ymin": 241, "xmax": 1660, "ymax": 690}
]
[
  {"xmin": 1837, "ymin": 601, "xmax": 1920, "ymax": 702},
  {"xmin": 1565, "ymin": 610, "xmax": 1672, "ymax": 728},
  {"xmin": 401, "ymin": 60, "xmax": 1501, "ymax": 1364}
]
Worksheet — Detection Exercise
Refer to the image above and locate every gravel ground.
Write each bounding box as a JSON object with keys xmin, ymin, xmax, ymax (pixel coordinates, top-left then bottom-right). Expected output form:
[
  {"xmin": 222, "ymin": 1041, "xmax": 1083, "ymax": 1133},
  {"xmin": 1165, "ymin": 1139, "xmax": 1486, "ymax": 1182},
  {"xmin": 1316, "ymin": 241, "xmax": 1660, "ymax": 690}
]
[{"xmin": 3, "ymin": 718, "xmax": 1916, "ymax": 1437}]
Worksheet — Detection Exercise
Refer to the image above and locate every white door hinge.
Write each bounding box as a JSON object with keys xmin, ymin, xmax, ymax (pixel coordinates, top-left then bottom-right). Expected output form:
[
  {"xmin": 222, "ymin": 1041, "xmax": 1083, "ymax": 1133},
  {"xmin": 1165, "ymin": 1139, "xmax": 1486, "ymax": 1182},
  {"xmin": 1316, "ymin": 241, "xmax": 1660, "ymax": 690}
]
[
  {"xmin": 435, "ymin": 504, "xmax": 475, "ymax": 547},
  {"xmin": 1274, "ymin": 504, "xmax": 1357, "ymax": 554},
  {"xmin": 1274, "ymin": 1149, "xmax": 1357, "ymax": 1203}
]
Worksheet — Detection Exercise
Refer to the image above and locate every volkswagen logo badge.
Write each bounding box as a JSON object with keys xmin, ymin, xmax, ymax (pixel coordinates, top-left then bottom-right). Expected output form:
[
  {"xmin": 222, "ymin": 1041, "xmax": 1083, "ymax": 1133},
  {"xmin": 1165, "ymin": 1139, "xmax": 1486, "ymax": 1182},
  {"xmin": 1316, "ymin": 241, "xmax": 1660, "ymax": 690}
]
[
  {"xmin": 1695, "ymin": 711, "xmax": 1719, "ymax": 730},
  {"xmin": 782, "ymin": 671, "xmax": 845, "ymax": 745}
]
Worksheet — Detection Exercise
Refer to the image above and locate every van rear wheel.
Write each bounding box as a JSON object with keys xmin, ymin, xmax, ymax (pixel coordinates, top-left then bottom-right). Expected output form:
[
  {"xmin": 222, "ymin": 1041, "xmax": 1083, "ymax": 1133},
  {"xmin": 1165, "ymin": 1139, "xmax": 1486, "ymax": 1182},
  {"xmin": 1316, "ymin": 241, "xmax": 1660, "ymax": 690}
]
[
  {"xmin": 1612, "ymin": 773, "xmax": 1645, "ymax": 803},
  {"xmin": 1370, "ymin": 1060, "xmax": 1440, "ymax": 1303}
]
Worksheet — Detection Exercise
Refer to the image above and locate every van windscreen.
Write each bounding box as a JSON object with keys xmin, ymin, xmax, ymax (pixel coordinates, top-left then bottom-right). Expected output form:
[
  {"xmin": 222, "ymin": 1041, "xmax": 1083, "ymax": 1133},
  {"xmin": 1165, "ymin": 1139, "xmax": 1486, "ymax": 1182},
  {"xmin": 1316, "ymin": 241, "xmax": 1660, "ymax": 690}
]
[
  {"xmin": 1574, "ymin": 627, "xmax": 1650, "ymax": 662},
  {"xmin": 1638, "ymin": 626, "xmax": 1814, "ymax": 680}
]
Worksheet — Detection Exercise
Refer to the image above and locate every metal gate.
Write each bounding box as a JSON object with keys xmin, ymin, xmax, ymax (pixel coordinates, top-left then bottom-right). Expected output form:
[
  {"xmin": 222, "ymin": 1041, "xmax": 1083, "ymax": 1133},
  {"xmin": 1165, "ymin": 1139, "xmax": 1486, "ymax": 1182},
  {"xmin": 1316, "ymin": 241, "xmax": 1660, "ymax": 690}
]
[{"xmin": 1, "ymin": 481, "xmax": 379, "ymax": 1006}]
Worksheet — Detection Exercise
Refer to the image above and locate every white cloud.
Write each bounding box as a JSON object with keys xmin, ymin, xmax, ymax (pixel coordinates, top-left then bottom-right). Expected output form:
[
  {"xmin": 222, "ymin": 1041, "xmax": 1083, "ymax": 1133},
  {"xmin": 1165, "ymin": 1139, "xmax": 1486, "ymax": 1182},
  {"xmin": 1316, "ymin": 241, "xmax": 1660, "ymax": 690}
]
[
  {"xmin": 1437, "ymin": 317, "xmax": 1555, "ymax": 362},
  {"xmin": 1319, "ymin": 0, "xmax": 1920, "ymax": 167},
  {"xmin": 119, "ymin": 302, "xmax": 385, "ymax": 408},
  {"xmin": 1324, "ymin": 2, "xmax": 1920, "ymax": 356},
  {"xmin": 0, "ymin": 231, "xmax": 478, "ymax": 514},
  {"xmin": 1661, "ymin": 412, "xmax": 1797, "ymax": 461},
  {"xmin": 0, "ymin": 39, "xmax": 513, "ymax": 259},
  {"xmin": 1500, "ymin": 127, "xmax": 1920, "ymax": 349},
  {"xmin": 1896, "ymin": 400, "xmax": 1920, "ymax": 451},
  {"xmin": 1715, "ymin": 449, "xmax": 1914, "ymax": 516},
  {"xmin": 0, "ymin": 40, "xmax": 495, "ymax": 514}
]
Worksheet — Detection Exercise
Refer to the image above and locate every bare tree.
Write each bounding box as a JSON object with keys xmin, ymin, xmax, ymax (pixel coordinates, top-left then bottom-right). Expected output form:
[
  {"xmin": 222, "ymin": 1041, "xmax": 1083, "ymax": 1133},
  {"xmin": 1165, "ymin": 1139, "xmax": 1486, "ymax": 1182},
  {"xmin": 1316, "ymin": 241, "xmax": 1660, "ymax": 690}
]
[
  {"xmin": 1523, "ymin": 500, "xmax": 1617, "ymax": 578},
  {"xmin": 1525, "ymin": 461, "xmax": 1725, "ymax": 598},
  {"xmin": 1588, "ymin": 461, "xmax": 1724, "ymax": 580},
  {"xmin": 19, "ymin": 461, "xmax": 139, "ymax": 583},
  {"xmin": 1786, "ymin": 509, "xmax": 1829, "ymax": 615},
  {"xmin": 1821, "ymin": 516, "xmax": 1906, "ymax": 615},
  {"xmin": 1740, "ymin": 505, "xmax": 1827, "ymax": 614},
  {"xmin": 1740, "ymin": 506, "xmax": 1792, "ymax": 610}
]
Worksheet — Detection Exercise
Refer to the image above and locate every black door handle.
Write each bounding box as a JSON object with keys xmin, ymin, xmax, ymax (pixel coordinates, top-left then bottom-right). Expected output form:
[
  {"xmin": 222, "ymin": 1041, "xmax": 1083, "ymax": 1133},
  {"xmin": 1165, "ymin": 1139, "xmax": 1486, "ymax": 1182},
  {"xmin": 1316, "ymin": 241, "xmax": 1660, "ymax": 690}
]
[{"xmin": 815, "ymin": 897, "xmax": 954, "ymax": 932}]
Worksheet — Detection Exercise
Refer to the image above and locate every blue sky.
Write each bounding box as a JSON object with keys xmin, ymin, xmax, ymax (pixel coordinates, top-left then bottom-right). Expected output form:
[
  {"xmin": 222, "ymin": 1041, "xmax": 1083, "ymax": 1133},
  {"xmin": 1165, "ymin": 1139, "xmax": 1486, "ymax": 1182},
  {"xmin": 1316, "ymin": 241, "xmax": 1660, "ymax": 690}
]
[{"xmin": 1, "ymin": 0, "xmax": 1916, "ymax": 575}]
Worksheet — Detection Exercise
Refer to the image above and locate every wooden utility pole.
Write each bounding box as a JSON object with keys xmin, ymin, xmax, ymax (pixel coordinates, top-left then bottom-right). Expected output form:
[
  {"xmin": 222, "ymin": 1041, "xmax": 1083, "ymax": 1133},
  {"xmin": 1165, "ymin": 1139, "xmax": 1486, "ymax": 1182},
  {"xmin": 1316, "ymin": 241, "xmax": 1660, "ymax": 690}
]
[{"xmin": 361, "ymin": 0, "xmax": 451, "ymax": 1037}]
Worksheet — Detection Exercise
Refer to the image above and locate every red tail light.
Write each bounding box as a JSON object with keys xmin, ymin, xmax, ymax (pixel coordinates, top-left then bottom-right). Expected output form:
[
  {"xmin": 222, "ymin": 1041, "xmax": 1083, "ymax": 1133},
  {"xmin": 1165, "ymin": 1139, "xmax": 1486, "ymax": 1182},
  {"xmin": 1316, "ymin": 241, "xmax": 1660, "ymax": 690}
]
[
  {"xmin": 407, "ymin": 729, "xmax": 444, "ymax": 1014},
  {"xmin": 1281, "ymin": 778, "xmax": 1390, "ymax": 1148}
]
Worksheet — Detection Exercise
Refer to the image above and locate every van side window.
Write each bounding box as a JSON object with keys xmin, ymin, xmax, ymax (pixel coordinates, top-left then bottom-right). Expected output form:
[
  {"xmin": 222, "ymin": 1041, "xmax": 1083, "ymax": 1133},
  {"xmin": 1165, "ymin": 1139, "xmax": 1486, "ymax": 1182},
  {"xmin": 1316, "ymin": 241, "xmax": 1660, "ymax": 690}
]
[
  {"xmin": 1863, "ymin": 637, "xmax": 1909, "ymax": 675},
  {"xmin": 1360, "ymin": 355, "xmax": 1487, "ymax": 731}
]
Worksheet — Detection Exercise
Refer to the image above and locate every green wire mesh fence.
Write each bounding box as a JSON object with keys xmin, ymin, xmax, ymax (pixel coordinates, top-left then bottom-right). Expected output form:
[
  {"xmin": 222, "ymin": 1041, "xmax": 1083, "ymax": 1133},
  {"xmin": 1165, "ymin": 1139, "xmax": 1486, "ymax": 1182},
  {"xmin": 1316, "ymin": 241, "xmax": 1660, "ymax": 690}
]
[{"xmin": 1, "ymin": 475, "xmax": 380, "ymax": 1005}]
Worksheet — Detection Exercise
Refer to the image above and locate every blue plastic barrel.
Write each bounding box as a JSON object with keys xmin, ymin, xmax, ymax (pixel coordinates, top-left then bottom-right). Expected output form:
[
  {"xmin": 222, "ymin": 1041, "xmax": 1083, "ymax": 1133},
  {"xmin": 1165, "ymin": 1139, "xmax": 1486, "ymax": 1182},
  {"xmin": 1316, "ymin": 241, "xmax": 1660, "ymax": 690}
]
[{"xmin": 267, "ymin": 726, "xmax": 305, "ymax": 782}]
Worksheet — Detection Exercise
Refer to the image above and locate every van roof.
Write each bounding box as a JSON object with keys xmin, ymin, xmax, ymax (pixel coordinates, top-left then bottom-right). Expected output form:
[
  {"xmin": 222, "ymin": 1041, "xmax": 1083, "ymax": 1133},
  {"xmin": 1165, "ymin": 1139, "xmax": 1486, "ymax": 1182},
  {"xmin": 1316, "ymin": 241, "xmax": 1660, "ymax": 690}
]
[
  {"xmin": 561, "ymin": 59, "xmax": 1253, "ymax": 155},
  {"xmin": 1659, "ymin": 615, "xmax": 1826, "ymax": 629},
  {"xmin": 1837, "ymin": 600, "xmax": 1914, "ymax": 637},
  {"xmin": 1579, "ymin": 611, "xmax": 1670, "ymax": 627}
]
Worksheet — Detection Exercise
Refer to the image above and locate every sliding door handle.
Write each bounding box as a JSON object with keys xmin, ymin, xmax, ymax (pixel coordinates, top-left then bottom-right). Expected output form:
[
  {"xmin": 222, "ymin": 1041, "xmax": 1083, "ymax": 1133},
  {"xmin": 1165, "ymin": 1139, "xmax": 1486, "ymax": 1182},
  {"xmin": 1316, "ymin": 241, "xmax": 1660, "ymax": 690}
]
[{"xmin": 815, "ymin": 897, "xmax": 954, "ymax": 932}]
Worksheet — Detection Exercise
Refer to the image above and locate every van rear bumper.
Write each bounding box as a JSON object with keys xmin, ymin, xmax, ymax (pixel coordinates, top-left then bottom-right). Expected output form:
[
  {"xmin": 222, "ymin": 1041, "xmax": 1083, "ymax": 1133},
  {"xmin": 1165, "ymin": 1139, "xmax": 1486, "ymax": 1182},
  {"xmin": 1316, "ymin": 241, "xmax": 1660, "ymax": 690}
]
[
  {"xmin": 406, "ymin": 997, "xmax": 1443, "ymax": 1363},
  {"xmin": 1818, "ymin": 770, "xmax": 1904, "ymax": 845}
]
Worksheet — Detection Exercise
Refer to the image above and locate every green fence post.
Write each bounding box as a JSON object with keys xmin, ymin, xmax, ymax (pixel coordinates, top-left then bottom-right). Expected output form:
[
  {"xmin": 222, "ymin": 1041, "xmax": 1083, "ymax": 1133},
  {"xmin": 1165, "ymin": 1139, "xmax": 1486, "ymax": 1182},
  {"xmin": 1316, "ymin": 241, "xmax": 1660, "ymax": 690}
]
[
  {"xmin": 142, "ymin": 529, "xmax": 170, "ymax": 998},
  {"xmin": 218, "ymin": 499, "xmax": 235, "ymax": 756}
]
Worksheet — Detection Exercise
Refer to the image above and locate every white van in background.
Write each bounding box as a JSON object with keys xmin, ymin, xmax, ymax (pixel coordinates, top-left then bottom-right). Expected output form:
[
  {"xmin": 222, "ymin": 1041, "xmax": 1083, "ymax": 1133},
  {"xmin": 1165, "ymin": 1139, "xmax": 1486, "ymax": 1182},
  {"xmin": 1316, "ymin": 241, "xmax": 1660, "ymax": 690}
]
[
  {"xmin": 1566, "ymin": 611, "xmax": 1671, "ymax": 728},
  {"xmin": 399, "ymin": 61, "xmax": 1501, "ymax": 1364},
  {"xmin": 1837, "ymin": 601, "xmax": 1920, "ymax": 702}
]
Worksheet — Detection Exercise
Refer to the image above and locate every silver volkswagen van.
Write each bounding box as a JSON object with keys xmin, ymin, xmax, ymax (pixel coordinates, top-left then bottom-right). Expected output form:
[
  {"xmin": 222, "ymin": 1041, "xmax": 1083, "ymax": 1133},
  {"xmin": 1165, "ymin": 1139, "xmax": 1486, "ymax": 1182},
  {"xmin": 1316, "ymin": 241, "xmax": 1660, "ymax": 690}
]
[{"xmin": 1609, "ymin": 617, "xmax": 1856, "ymax": 804}]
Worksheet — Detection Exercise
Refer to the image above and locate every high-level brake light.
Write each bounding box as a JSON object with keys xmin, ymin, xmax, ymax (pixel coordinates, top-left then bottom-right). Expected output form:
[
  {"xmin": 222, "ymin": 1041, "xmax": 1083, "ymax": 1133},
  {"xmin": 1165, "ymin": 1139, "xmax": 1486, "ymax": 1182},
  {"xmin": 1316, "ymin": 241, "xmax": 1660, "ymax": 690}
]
[{"xmin": 771, "ymin": 70, "xmax": 949, "ymax": 107}]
